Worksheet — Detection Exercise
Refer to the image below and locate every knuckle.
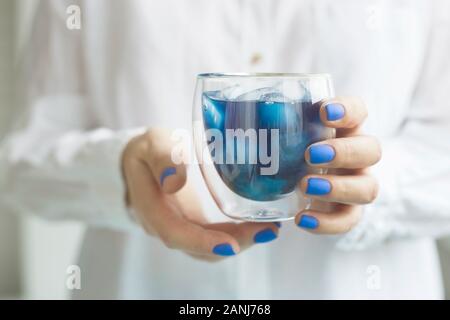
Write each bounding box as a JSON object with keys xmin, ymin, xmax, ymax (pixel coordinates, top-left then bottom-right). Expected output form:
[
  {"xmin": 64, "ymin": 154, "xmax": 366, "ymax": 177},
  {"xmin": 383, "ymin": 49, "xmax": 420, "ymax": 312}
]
[
  {"xmin": 121, "ymin": 147, "xmax": 134, "ymax": 167},
  {"xmin": 363, "ymin": 136, "xmax": 382, "ymax": 165},
  {"xmin": 348, "ymin": 208, "xmax": 363, "ymax": 231},
  {"xmin": 145, "ymin": 129, "xmax": 157, "ymax": 145},
  {"xmin": 341, "ymin": 96, "xmax": 367, "ymax": 127},
  {"xmin": 357, "ymin": 97, "xmax": 368, "ymax": 117},
  {"xmin": 145, "ymin": 127, "xmax": 158, "ymax": 139},
  {"xmin": 122, "ymin": 154, "xmax": 144, "ymax": 177},
  {"xmin": 332, "ymin": 217, "xmax": 351, "ymax": 234},
  {"xmin": 373, "ymin": 138, "xmax": 383, "ymax": 164},
  {"xmin": 338, "ymin": 208, "xmax": 362, "ymax": 234},
  {"xmin": 123, "ymin": 135, "xmax": 143, "ymax": 161},
  {"xmin": 344, "ymin": 114, "xmax": 360, "ymax": 128},
  {"xmin": 145, "ymin": 128, "xmax": 164, "ymax": 152},
  {"xmin": 369, "ymin": 178, "xmax": 380, "ymax": 202},
  {"xmin": 361, "ymin": 176, "xmax": 379, "ymax": 203},
  {"xmin": 351, "ymin": 96, "xmax": 368, "ymax": 120},
  {"xmin": 340, "ymin": 223, "xmax": 353, "ymax": 234}
]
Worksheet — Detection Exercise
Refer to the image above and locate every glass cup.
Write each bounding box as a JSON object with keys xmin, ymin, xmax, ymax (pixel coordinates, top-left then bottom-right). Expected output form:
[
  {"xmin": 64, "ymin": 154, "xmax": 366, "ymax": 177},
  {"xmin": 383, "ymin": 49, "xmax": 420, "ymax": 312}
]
[{"xmin": 192, "ymin": 73, "xmax": 335, "ymax": 222}]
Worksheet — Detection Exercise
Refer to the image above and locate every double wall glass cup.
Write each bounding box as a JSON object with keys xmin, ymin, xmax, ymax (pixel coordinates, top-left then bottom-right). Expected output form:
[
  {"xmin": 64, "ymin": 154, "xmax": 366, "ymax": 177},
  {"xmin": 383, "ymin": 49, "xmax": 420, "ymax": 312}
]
[{"xmin": 192, "ymin": 73, "xmax": 335, "ymax": 222}]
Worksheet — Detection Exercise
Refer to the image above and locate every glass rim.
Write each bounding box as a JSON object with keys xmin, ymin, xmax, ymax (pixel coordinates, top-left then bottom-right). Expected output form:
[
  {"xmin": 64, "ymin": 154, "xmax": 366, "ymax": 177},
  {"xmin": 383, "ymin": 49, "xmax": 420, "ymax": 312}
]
[{"xmin": 197, "ymin": 72, "xmax": 331, "ymax": 79}]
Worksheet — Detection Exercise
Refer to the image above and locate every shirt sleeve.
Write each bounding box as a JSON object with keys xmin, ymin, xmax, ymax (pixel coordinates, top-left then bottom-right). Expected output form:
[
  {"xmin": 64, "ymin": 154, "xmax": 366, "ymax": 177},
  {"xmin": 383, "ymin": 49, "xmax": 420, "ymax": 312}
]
[
  {"xmin": 337, "ymin": 1, "xmax": 450, "ymax": 250},
  {"xmin": 0, "ymin": 0, "xmax": 144, "ymax": 230}
]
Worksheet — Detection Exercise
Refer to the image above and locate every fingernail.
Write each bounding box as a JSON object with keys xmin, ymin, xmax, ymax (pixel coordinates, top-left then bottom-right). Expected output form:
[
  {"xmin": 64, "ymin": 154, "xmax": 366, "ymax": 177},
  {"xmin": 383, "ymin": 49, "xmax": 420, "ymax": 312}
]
[
  {"xmin": 273, "ymin": 222, "xmax": 282, "ymax": 228},
  {"xmin": 306, "ymin": 177, "xmax": 331, "ymax": 195},
  {"xmin": 298, "ymin": 215, "xmax": 319, "ymax": 229},
  {"xmin": 212, "ymin": 243, "xmax": 235, "ymax": 256},
  {"xmin": 309, "ymin": 145, "xmax": 335, "ymax": 164},
  {"xmin": 254, "ymin": 228, "xmax": 278, "ymax": 244},
  {"xmin": 160, "ymin": 167, "xmax": 176, "ymax": 186},
  {"xmin": 325, "ymin": 103, "xmax": 345, "ymax": 121}
]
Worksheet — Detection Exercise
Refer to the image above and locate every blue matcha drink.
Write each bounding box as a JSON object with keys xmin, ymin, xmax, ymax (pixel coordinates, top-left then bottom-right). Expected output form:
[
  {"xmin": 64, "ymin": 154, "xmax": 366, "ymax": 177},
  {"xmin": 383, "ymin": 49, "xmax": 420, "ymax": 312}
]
[{"xmin": 202, "ymin": 86, "xmax": 328, "ymax": 201}]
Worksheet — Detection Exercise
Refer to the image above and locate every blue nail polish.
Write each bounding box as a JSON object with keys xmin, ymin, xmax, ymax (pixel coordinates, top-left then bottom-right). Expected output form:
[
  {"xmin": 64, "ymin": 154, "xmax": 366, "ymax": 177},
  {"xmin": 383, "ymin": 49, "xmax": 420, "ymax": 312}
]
[
  {"xmin": 298, "ymin": 215, "xmax": 319, "ymax": 229},
  {"xmin": 325, "ymin": 103, "xmax": 345, "ymax": 121},
  {"xmin": 273, "ymin": 222, "xmax": 282, "ymax": 228},
  {"xmin": 254, "ymin": 228, "xmax": 278, "ymax": 244},
  {"xmin": 212, "ymin": 243, "xmax": 235, "ymax": 256},
  {"xmin": 306, "ymin": 178, "xmax": 331, "ymax": 195},
  {"xmin": 309, "ymin": 145, "xmax": 335, "ymax": 164},
  {"xmin": 160, "ymin": 167, "xmax": 176, "ymax": 186}
]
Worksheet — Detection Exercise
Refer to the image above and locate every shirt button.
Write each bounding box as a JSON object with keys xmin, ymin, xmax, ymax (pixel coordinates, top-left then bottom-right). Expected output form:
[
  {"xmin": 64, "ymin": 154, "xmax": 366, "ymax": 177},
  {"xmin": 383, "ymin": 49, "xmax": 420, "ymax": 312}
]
[{"xmin": 250, "ymin": 52, "xmax": 263, "ymax": 65}]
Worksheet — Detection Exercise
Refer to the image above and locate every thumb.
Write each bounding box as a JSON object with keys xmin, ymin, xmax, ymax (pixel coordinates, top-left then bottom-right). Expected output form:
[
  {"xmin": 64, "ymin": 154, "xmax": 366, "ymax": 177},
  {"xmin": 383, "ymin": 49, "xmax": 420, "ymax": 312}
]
[{"xmin": 143, "ymin": 128, "xmax": 187, "ymax": 194}]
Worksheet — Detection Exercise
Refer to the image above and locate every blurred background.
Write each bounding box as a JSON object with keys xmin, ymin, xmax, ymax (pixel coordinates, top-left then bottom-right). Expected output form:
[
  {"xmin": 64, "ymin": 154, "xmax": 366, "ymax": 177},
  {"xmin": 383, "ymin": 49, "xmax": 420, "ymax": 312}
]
[
  {"xmin": 0, "ymin": 0, "xmax": 84, "ymax": 299},
  {"xmin": 1, "ymin": 0, "xmax": 450, "ymax": 299}
]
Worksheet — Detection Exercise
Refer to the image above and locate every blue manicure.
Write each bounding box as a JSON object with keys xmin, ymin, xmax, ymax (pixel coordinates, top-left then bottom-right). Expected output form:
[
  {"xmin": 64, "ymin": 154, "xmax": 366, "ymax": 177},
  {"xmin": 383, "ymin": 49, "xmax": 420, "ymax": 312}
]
[
  {"xmin": 325, "ymin": 103, "xmax": 345, "ymax": 121},
  {"xmin": 160, "ymin": 167, "xmax": 176, "ymax": 186},
  {"xmin": 309, "ymin": 145, "xmax": 335, "ymax": 164},
  {"xmin": 273, "ymin": 222, "xmax": 282, "ymax": 228},
  {"xmin": 212, "ymin": 243, "xmax": 235, "ymax": 256},
  {"xmin": 298, "ymin": 215, "xmax": 319, "ymax": 229},
  {"xmin": 254, "ymin": 228, "xmax": 278, "ymax": 244},
  {"xmin": 306, "ymin": 178, "xmax": 331, "ymax": 195}
]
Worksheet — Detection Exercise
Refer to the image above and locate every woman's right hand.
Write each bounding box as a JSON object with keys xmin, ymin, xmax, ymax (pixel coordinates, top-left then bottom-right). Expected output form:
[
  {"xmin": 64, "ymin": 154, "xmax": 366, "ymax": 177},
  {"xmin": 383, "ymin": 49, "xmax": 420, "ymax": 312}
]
[{"xmin": 121, "ymin": 128, "xmax": 279, "ymax": 261}]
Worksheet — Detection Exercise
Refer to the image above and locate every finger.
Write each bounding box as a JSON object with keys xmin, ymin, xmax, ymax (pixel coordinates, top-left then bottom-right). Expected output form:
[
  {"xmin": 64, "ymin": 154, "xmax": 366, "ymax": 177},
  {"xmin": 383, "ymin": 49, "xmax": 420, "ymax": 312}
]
[
  {"xmin": 149, "ymin": 194, "xmax": 241, "ymax": 257},
  {"xmin": 132, "ymin": 131, "xmax": 279, "ymax": 258},
  {"xmin": 156, "ymin": 214, "xmax": 243, "ymax": 257},
  {"xmin": 305, "ymin": 135, "xmax": 381, "ymax": 169},
  {"xmin": 299, "ymin": 174, "xmax": 379, "ymax": 205},
  {"xmin": 172, "ymin": 182, "xmax": 207, "ymax": 225},
  {"xmin": 205, "ymin": 222, "xmax": 280, "ymax": 250},
  {"xmin": 143, "ymin": 128, "xmax": 187, "ymax": 194},
  {"xmin": 319, "ymin": 96, "xmax": 368, "ymax": 129},
  {"xmin": 126, "ymin": 159, "xmax": 238, "ymax": 257},
  {"xmin": 182, "ymin": 222, "xmax": 281, "ymax": 262},
  {"xmin": 159, "ymin": 220, "xmax": 280, "ymax": 258},
  {"xmin": 295, "ymin": 204, "xmax": 362, "ymax": 234}
]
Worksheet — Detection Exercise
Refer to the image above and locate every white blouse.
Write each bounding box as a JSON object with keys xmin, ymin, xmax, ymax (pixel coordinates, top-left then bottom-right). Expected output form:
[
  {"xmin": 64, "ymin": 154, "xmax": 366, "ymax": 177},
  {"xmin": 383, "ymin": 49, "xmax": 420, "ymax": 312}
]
[{"xmin": 1, "ymin": 0, "xmax": 450, "ymax": 299}]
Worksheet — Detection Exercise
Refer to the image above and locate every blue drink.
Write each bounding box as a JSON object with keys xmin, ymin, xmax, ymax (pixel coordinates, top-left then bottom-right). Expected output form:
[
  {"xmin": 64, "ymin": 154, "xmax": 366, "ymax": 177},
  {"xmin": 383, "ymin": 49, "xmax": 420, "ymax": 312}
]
[{"xmin": 202, "ymin": 88, "xmax": 328, "ymax": 201}]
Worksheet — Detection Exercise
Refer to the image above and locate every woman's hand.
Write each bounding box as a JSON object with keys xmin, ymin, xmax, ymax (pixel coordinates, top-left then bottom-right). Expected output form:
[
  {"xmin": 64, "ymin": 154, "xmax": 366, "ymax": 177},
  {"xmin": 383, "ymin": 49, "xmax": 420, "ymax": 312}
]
[
  {"xmin": 296, "ymin": 97, "xmax": 382, "ymax": 234},
  {"xmin": 122, "ymin": 128, "xmax": 279, "ymax": 261}
]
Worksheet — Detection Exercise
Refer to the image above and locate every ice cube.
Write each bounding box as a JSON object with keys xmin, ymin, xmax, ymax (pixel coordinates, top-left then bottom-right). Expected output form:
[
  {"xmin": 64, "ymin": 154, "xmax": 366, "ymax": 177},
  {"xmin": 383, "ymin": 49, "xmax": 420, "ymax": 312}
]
[
  {"xmin": 259, "ymin": 91, "xmax": 292, "ymax": 103},
  {"xmin": 222, "ymin": 84, "xmax": 265, "ymax": 100},
  {"xmin": 220, "ymin": 85, "xmax": 240, "ymax": 100},
  {"xmin": 204, "ymin": 90, "xmax": 224, "ymax": 99},
  {"xmin": 236, "ymin": 87, "xmax": 289, "ymax": 102},
  {"xmin": 222, "ymin": 81, "xmax": 282, "ymax": 101},
  {"xmin": 219, "ymin": 80, "xmax": 311, "ymax": 102},
  {"xmin": 275, "ymin": 81, "xmax": 311, "ymax": 101}
]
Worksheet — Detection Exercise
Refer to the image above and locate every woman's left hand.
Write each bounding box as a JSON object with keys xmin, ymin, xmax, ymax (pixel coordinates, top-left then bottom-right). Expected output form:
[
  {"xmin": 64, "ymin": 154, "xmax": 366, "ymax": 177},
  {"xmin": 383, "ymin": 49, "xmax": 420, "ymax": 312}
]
[{"xmin": 296, "ymin": 96, "xmax": 382, "ymax": 234}]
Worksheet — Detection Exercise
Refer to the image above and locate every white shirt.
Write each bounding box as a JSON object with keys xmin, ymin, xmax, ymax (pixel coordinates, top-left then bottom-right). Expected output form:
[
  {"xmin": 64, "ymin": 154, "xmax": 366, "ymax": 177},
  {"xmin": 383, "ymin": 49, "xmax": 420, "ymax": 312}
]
[{"xmin": 1, "ymin": 0, "xmax": 450, "ymax": 299}]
